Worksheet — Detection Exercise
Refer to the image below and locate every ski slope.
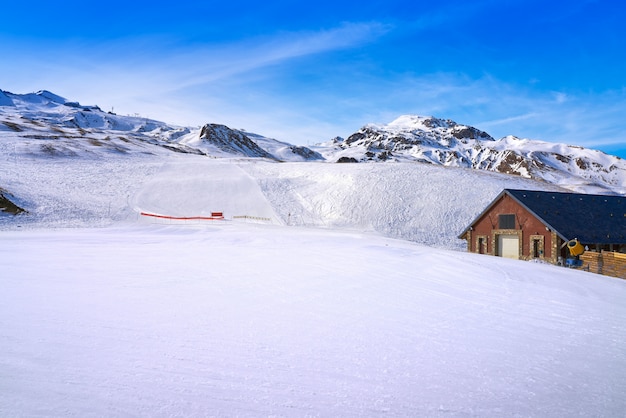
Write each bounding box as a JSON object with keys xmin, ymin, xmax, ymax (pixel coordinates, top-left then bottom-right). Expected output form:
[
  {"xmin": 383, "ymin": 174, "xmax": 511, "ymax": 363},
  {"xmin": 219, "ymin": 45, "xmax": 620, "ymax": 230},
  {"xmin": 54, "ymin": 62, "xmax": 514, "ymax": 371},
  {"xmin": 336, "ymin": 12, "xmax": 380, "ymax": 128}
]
[
  {"xmin": 131, "ymin": 159, "xmax": 279, "ymax": 222},
  {"xmin": 1, "ymin": 156, "xmax": 626, "ymax": 416}
]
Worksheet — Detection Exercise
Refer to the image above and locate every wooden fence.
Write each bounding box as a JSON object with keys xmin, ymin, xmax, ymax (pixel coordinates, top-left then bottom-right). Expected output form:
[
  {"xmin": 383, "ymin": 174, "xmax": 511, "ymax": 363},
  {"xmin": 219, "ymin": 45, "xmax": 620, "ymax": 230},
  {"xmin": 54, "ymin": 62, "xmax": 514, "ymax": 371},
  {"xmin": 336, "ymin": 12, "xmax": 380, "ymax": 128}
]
[
  {"xmin": 232, "ymin": 215, "xmax": 272, "ymax": 222},
  {"xmin": 580, "ymin": 251, "xmax": 626, "ymax": 279},
  {"xmin": 140, "ymin": 211, "xmax": 224, "ymax": 221}
]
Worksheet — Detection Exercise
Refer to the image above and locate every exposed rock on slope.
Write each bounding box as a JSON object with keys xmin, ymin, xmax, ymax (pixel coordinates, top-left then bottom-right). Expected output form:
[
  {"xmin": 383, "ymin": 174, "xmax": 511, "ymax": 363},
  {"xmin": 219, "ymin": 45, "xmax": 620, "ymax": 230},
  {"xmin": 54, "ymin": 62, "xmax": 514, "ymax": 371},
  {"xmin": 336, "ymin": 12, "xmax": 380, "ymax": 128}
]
[
  {"xmin": 198, "ymin": 124, "xmax": 276, "ymax": 159},
  {"xmin": 0, "ymin": 188, "xmax": 26, "ymax": 215},
  {"xmin": 184, "ymin": 124, "xmax": 324, "ymax": 161}
]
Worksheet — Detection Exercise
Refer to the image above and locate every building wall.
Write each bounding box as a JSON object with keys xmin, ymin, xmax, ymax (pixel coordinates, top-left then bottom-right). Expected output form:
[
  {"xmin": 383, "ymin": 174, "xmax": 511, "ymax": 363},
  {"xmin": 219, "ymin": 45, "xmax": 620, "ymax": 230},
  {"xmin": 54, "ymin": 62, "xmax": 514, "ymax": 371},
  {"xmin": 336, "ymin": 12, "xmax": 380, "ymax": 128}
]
[{"xmin": 465, "ymin": 193, "xmax": 556, "ymax": 262}]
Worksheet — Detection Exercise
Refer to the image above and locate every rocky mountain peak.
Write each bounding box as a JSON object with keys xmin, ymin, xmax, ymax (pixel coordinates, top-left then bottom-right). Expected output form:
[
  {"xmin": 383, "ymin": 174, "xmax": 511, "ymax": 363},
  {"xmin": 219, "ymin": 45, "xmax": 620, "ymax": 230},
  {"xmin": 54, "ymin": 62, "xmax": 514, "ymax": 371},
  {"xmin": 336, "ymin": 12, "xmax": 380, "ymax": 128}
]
[
  {"xmin": 199, "ymin": 123, "xmax": 275, "ymax": 159},
  {"xmin": 325, "ymin": 115, "xmax": 626, "ymax": 194},
  {"xmin": 35, "ymin": 90, "xmax": 69, "ymax": 105},
  {"xmin": 386, "ymin": 115, "xmax": 494, "ymax": 141},
  {"xmin": 342, "ymin": 115, "xmax": 494, "ymax": 153}
]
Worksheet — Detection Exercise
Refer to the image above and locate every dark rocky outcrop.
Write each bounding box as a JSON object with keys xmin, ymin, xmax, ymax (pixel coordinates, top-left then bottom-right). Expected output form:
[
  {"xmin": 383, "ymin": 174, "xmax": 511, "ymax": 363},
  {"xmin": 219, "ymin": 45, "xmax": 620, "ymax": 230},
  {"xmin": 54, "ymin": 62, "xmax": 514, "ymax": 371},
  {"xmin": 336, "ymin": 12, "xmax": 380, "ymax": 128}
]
[
  {"xmin": 0, "ymin": 188, "xmax": 26, "ymax": 215},
  {"xmin": 199, "ymin": 124, "xmax": 275, "ymax": 159}
]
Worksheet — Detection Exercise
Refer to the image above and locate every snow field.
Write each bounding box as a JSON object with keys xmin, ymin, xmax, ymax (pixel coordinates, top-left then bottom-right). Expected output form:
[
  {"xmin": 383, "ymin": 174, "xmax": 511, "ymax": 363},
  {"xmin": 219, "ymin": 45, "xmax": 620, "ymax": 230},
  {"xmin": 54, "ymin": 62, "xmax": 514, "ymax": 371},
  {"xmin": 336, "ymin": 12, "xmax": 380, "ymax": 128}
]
[
  {"xmin": 2, "ymin": 153, "xmax": 626, "ymax": 416},
  {"xmin": 1, "ymin": 224, "xmax": 625, "ymax": 416}
]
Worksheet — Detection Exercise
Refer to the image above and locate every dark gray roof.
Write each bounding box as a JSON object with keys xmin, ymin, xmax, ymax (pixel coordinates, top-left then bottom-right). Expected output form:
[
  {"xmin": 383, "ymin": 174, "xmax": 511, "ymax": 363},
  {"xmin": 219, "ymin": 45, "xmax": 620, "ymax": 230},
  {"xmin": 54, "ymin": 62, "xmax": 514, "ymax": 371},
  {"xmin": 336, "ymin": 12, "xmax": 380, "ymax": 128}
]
[{"xmin": 505, "ymin": 189, "xmax": 626, "ymax": 244}]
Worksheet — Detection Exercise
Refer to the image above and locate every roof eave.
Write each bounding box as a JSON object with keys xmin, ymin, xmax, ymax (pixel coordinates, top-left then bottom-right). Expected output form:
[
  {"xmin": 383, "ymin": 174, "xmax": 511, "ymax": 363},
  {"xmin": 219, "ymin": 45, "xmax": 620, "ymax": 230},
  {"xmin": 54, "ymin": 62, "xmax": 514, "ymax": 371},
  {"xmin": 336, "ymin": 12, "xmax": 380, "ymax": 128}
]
[{"xmin": 458, "ymin": 189, "xmax": 509, "ymax": 239}]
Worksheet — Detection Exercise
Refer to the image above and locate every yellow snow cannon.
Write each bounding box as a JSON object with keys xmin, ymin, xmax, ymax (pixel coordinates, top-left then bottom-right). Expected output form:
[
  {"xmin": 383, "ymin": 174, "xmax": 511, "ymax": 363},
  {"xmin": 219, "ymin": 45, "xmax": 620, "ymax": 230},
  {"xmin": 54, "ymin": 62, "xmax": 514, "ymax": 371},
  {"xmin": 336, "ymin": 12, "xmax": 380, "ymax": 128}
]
[{"xmin": 567, "ymin": 239, "xmax": 585, "ymax": 257}]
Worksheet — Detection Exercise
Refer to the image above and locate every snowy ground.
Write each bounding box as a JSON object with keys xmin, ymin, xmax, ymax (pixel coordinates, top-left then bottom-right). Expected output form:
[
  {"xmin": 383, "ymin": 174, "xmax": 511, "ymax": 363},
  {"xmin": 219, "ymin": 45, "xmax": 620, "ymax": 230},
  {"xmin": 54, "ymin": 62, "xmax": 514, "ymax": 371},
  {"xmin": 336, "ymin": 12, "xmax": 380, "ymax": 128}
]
[
  {"xmin": 2, "ymin": 223, "xmax": 626, "ymax": 417},
  {"xmin": 1, "ymin": 155, "xmax": 626, "ymax": 416}
]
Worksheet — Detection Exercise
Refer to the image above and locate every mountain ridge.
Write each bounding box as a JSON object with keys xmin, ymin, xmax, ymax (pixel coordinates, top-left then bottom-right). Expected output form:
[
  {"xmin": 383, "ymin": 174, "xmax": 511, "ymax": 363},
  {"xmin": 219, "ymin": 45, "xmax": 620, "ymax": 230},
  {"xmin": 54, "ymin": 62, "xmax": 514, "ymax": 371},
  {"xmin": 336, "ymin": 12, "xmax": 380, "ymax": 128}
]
[
  {"xmin": 320, "ymin": 115, "xmax": 626, "ymax": 194},
  {"xmin": 1, "ymin": 89, "xmax": 625, "ymax": 194},
  {"xmin": 0, "ymin": 89, "xmax": 323, "ymax": 162}
]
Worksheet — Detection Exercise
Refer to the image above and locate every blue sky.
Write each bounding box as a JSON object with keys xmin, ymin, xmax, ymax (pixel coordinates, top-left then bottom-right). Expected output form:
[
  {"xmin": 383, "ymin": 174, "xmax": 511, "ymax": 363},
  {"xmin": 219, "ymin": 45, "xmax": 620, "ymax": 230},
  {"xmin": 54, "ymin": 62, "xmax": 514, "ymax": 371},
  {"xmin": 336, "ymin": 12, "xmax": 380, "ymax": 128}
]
[{"xmin": 2, "ymin": 0, "xmax": 626, "ymax": 157}]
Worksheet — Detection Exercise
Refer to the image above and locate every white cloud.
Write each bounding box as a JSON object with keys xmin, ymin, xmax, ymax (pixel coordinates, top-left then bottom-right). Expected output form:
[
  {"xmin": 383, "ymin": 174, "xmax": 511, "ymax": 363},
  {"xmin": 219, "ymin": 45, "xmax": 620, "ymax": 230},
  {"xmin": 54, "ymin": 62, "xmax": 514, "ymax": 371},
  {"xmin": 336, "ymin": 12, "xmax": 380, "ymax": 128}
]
[
  {"xmin": 479, "ymin": 113, "xmax": 540, "ymax": 127},
  {"xmin": 553, "ymin": 92, "xmax": 568, "ymax": 104},
  {"xmin": 2, "ymin": 26, "xmax": 625, "ymax": 158},
  {"xmin": 165, "ymin": 22, "xmax": 390, "ymax": 91},
  {"xmin": 1, "ymin": 22, "xmax": 390, "ymax": 131}
]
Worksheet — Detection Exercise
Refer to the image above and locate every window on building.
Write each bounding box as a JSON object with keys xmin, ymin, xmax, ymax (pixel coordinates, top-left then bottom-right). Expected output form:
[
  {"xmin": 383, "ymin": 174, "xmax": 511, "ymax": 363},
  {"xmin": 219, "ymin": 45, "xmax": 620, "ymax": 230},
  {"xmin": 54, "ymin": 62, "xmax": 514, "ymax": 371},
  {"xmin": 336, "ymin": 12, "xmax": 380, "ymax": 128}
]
[{"xmin": 498, "ymin": 214, "xmax": 516, "ymax": 229}]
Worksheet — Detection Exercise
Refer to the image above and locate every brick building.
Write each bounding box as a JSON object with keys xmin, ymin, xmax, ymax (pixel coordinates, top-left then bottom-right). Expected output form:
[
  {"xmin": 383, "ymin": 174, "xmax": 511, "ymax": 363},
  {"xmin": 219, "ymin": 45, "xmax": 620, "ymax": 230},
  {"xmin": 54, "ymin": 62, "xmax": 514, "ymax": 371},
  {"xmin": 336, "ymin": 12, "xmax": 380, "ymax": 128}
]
[{"xmin": 458, "ymin": 189, "xmax": 626, "ymax": 278}]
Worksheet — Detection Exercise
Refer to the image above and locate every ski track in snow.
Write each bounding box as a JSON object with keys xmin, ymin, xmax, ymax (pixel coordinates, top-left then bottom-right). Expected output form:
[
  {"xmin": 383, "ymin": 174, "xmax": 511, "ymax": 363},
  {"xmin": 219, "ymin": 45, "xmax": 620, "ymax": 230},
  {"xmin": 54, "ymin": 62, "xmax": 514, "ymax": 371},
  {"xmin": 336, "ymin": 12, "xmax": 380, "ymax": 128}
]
[{"xmin": 1, "ymin": 155, "xmax": 626, "ymax": 416}]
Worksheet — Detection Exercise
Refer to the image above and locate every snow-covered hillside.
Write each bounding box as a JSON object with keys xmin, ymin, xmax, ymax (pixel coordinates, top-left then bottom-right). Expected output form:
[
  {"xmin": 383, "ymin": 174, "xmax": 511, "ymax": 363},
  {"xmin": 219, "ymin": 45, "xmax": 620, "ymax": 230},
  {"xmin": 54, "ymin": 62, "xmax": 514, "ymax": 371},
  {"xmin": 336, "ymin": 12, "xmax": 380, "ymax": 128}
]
[
  {"xmin": 1, "ymin": 150, "xmax": 565, "ymax": 249},
  {"xmin": 0, "ymin": 89, "xmax": 199, "ymax": 157},
  {"xmin": 239, "ymin": 161, "xmax": 564, "ymax": 248},
  {"xmin": 0, "ymin": 89, "xmax": 321, "ymax": 162}
]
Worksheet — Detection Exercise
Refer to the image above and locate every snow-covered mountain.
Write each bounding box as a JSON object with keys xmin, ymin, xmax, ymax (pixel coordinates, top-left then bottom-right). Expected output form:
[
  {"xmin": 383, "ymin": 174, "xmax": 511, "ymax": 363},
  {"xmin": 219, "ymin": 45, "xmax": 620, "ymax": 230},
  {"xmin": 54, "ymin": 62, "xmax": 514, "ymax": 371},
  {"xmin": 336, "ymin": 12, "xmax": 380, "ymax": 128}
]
[
  {"xmin": 0, "ymin": 89, "xmax": 321, "ymax": 162},
  {"xmin": 0, "ymin": 89, "xmax": 200, "ymax": 158},
  {"xmin": 321, "ymin": 115, "xmax": 626, "ymax": 194}
]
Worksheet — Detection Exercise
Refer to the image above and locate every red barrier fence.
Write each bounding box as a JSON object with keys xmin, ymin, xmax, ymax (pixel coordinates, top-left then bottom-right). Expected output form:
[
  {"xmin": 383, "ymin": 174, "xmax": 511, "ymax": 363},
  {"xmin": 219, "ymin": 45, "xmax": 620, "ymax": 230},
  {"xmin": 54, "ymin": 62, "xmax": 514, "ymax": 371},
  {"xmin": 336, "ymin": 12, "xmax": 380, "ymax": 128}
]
[{"xmin": 140, "ymin": 211, "xmax": 224, "ymax": 221}]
